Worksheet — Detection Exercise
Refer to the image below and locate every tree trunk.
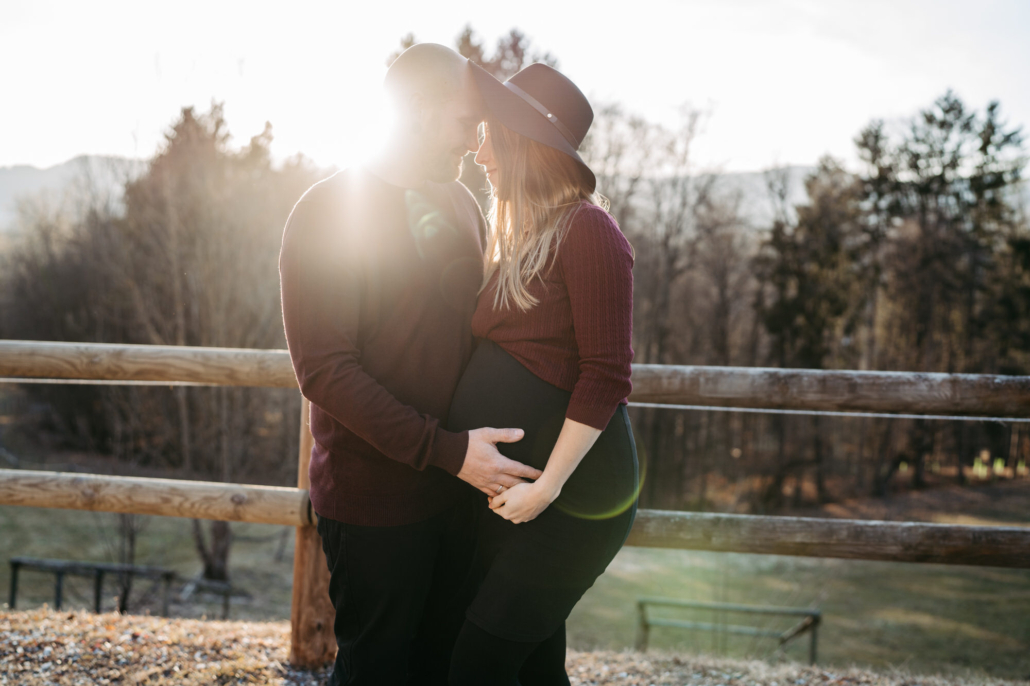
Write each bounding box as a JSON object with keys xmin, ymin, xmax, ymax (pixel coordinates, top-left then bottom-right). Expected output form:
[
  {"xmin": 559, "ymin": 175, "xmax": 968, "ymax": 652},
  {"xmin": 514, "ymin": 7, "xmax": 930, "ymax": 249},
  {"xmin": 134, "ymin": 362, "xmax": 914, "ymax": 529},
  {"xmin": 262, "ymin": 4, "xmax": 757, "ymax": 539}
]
[
  {"xmin": 761, "ymin": 415, "xmax": 790, "ymax": 511},
  {"xmin": 175, "ymin": 387, "xmax": 191, "ymax": 474},
  {"xmin": 856, "ymin": 418, "xmax": 870, "ymax": 492},
  {"xmin": 911, "ymin": 419, "xmax": 930, "ymax": 489},
  {"xmin": 812, "ymin": 415, "xmax": 828, "ymax": 503},
  {"xmin": 188, "ymin": 386, "xmax": 236, "ymax": 582},
  {"xmin": 872, "ymin": 422, "xmax": 898, "ymax": 497},
  {"xmin": 116, "ymin": 514, "xmax": 139, "ymax": 613},
  {"xmin": 696, "ymin": 411, "xmax": 712, "ymax": 510},
  {"xmin": 954, "ymin": 423, "xmax": 969, "ymax": 485},
  {"xmin": 192, "ymin": 519, "xmax": 233, "ymax": 582}
]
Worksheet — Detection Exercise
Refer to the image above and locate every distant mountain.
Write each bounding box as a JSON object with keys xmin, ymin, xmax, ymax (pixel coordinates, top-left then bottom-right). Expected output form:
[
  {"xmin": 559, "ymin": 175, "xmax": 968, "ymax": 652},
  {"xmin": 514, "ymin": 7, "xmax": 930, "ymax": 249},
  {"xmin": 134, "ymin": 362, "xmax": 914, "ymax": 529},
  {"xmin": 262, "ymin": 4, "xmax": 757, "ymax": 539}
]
[
  {"xmin": 0, "ymin": 155, "xmax": 145, "ymax": 232},
  {"xmin": 610, "ymin": 165, "xmax": 815, "ymax": 231},
  {"xmin": 2, "ymin": 157, "xmax": 1022, "ymax": 237},
  {"xmin": 712, "ymin": 166, "xmax": 814, "ymax": 228},
  {"xmin": 710, "ymin": 167, "xmax": 1029, "ymax": 229},
  {"xmin": 0, "ymin": 156, "xmax": 812, "ymax": 235}
]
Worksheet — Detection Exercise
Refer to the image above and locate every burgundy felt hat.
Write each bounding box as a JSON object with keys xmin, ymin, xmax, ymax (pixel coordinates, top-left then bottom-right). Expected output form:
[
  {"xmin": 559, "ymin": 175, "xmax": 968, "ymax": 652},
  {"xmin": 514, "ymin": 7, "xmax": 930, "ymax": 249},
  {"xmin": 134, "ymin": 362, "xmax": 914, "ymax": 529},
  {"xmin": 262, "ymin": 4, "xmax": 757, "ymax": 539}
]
[{"xmin": 470, "ymin": 61, "xmax": 596, "ymax": 193}]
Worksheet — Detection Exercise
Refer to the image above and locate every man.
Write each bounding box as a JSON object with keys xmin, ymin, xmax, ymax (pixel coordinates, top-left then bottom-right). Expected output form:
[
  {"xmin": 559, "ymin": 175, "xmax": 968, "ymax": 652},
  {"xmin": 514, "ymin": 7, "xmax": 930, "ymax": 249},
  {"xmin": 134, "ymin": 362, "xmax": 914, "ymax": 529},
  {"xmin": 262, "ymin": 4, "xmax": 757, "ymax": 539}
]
[{"xmin": 279, "ymin": 44, "xmax": 541, "ymax": 685}]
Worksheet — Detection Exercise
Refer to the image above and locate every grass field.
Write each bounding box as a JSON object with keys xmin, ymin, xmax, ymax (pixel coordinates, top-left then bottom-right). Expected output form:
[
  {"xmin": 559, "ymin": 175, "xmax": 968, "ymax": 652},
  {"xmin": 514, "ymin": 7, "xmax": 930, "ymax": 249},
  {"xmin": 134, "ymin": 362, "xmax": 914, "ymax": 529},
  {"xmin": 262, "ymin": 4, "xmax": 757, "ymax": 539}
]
[
  {"xmin": 0, "ymin": 507, "xmax": 297, "ymax": 622},
  {"xmin": 3, "ymin": 480, "xmax": 1030, "ymax": 680},
  {"xmin": 587, "ymin": 482, "xmax": 1030, "ymax": 679},
  {"xmin": 572, "ymin": 546, "xmax": 1030, "ymax": 679}
]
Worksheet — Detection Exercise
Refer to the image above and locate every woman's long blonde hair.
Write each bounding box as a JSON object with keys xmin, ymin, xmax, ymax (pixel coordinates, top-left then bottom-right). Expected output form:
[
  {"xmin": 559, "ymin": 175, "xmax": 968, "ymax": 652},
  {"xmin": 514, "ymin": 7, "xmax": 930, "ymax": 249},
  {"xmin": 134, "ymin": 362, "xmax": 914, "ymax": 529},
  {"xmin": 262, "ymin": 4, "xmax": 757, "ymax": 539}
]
[{"xmin": 483, "ymin": 116, "xmax": 608, "ymax": 311}]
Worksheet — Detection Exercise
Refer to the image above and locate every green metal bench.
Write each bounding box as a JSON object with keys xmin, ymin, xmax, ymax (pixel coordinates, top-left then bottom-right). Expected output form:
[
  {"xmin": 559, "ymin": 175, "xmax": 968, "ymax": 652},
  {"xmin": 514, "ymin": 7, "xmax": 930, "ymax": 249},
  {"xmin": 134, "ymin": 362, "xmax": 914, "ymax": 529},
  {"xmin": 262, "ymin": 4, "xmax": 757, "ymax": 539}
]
[{"xmin": 636, "ymin": 597, "xmax": 821, "ymax": 664}]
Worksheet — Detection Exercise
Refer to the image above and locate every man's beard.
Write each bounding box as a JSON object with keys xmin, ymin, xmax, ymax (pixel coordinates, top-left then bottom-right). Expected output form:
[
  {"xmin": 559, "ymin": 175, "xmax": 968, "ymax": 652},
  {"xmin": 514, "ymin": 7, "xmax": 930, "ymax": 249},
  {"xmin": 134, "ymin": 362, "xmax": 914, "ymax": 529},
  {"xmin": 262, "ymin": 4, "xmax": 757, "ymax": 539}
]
[{"xmin": 424, "ymin": 147, "xmax": 465, "ymax": 184}]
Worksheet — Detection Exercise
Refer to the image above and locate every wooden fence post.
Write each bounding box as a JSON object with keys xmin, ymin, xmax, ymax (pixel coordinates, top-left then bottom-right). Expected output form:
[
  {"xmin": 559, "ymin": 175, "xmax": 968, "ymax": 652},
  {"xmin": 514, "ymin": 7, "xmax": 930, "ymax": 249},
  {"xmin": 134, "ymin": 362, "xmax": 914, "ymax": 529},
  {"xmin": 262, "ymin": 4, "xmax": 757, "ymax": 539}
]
[{"xmin": 289, "ymin": 398, "xmax": 336, "ymax": 667}]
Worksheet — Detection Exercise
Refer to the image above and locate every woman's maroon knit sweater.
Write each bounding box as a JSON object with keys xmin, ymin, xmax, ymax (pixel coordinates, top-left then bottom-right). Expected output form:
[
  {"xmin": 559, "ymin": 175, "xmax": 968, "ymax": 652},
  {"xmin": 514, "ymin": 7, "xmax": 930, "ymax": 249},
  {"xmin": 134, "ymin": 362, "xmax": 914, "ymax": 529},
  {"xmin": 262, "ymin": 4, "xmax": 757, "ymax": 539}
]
[{"xmin": 472, "ymin": 202, "xmax": 634, "ymax": 430}]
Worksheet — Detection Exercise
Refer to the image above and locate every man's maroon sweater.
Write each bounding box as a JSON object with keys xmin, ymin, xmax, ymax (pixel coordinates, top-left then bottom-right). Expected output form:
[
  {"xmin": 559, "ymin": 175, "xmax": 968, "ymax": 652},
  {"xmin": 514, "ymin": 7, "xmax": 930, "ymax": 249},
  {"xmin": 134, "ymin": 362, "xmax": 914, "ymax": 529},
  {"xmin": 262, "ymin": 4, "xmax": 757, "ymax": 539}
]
[{"xmin": 279, "ymin": 168, "xmax": 485, "ymax": 526}]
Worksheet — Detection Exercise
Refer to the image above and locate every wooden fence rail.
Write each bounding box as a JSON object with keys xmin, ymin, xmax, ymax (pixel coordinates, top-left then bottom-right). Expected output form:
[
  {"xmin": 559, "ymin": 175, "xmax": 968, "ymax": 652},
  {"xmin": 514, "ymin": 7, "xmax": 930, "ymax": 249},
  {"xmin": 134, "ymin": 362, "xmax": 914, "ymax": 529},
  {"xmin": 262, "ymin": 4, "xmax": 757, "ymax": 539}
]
[
  {"xmin": 625, "ymin": 509, "xmax": 1030, "ymax": 568},
  {"xmin": 2, "ymin": 468, "xmax": 1028, "ymax": 568},
  {"xmin": 6, "ymin": 340, "xmax": 1030, "ymax": 415},
  {"xmin": 4, "ymin": 339, "xmax": 1030, "ymax": 667},
  {"xmin": 0, "ymin": 469, "xmax": 311, "ymax": 526},
  {"xmin": 0, "ymin": 340, "xmax": 298, "ymax": 388}
]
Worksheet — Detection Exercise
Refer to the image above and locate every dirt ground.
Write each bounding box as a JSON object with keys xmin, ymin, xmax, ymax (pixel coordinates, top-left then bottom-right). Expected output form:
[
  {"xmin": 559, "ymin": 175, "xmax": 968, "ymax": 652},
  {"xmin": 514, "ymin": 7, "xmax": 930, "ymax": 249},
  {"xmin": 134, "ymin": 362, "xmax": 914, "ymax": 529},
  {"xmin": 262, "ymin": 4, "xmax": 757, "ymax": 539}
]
[
  {"xmin": 1, "ymin": 608, "xmax": 1025, "ymax": 686},
  {"xmin": 787, "ymin": 478, "xmax": 1030, "ymax": 527}
]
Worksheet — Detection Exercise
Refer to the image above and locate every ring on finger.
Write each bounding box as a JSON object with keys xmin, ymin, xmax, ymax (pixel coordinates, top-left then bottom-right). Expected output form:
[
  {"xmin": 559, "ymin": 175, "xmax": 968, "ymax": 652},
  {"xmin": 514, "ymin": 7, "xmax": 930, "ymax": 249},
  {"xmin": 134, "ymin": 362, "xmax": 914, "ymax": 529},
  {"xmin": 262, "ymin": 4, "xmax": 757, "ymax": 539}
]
[{"xmin": 495, "ymin": 484, "xmax": 504, "ymax": 494}]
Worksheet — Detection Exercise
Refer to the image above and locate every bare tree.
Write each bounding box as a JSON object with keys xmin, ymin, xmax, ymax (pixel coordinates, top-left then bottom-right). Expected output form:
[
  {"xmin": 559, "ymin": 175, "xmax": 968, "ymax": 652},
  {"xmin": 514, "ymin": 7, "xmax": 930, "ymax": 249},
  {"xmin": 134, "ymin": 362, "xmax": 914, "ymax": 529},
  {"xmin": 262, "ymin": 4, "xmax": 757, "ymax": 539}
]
[{"xmin": 1, "ymin": 106, "xmax": 320, "ymax": 581}]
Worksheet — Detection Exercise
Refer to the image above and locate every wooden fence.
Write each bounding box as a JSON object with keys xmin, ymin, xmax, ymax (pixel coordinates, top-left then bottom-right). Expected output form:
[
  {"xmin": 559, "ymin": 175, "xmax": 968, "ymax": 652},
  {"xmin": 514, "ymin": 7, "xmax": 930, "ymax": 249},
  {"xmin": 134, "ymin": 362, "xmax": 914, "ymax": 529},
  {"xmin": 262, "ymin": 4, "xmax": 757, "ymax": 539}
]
[{"xmin": 2, "ymin": 340, "xmax": 1030, "ymax": 666}]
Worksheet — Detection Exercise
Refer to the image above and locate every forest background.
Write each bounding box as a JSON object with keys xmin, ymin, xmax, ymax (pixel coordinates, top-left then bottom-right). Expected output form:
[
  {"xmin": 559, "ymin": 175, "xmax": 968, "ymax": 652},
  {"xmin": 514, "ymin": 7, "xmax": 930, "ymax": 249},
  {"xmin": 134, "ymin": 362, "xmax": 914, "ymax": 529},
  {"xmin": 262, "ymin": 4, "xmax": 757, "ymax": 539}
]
[{"xmin": 0, "ymin": 27, "xmax": 1027, "ymax": 587}]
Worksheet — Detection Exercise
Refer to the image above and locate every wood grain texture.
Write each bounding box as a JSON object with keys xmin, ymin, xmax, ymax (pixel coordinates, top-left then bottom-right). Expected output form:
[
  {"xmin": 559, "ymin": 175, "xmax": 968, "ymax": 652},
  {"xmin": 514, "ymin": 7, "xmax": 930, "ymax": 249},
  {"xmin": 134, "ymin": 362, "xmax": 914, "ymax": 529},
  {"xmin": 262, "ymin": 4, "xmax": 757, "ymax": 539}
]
[
  {"xmin": 625, "ymin": 509, "xmax": 1030, "ymax": 568},
  {"xmin": 0, "ymin": 340, "xmax": 297, "ymax": 388},
  {"xmin": 0, "ymin": 469, "xmax": 310, "ymax": 526},
  {"xmin": 289, "ymin": 524, "xmax": 336, "ymax": 667},
  {"xmin": 289, "ymin": 399, "xmax": 336, "ymax": 668},
  {"xmin": 5, "ymin": 341, "xmax": 1030, "ymax": 416},
  {"xmin": 629, "ymin": 364, "xmax": 1030, "ymax": 415},
  {"xmin": 3, "ymin": 467, "xmax": 1028, "ymax": 568}
]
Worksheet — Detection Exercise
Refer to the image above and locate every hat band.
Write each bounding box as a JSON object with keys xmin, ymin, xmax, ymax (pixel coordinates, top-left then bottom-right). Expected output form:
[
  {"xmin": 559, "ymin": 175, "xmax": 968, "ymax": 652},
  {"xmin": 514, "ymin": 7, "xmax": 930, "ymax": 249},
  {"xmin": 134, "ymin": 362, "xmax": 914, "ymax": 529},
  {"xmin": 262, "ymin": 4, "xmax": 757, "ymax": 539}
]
[{"xmin": 505, "ymin": 82, "xmax": 579, "ymax": 149}]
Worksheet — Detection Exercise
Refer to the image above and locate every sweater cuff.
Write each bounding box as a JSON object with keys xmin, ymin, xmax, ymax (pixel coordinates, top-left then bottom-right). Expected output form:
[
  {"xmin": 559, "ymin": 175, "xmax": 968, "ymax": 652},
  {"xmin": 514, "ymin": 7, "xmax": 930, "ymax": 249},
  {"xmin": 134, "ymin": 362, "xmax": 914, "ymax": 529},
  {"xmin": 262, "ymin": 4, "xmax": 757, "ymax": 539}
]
[
  {"xmin": 429, "ymin": 429, "xmax": 469, "ymax": 476},
  {"xmin": 565, "ymin": 400, "xmax": 618, "ymax": 431}
]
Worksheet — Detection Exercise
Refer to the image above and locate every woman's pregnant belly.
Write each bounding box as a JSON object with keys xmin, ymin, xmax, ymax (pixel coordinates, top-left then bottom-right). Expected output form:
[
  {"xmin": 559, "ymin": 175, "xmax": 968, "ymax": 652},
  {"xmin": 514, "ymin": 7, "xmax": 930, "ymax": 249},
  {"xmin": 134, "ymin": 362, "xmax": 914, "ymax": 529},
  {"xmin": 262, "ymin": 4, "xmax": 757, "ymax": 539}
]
[{"xmin": 447, "ymin": 339, "xmax": 638, "ymax": 519}]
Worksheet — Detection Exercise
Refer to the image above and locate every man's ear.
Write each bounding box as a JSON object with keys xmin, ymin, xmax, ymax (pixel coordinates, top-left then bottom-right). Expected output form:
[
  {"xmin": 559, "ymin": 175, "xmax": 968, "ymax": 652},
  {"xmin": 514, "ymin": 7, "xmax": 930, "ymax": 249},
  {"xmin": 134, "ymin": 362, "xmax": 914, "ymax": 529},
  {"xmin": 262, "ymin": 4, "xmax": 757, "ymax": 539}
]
[{"xmin": 407, "ymin": 92, "xmax": 426, "ymax": 134}]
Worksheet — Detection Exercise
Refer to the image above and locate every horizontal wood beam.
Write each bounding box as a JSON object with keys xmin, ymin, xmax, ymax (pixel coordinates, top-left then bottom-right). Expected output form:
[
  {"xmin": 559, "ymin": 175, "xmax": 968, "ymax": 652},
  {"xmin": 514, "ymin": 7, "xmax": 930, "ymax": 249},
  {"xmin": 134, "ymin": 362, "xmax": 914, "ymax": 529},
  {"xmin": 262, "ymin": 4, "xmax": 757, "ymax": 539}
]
[
  {"xmin": 629, "ymin": 364, "xmax": 1030, "ymax": 416},
  {"xmin": 0, "ymin": 469, "xmax": 310, "ymax": 526},
  {"xmin": 2, "ymin": 469, "xmax": 1028, "ymax": 568},
  {"xmin": 4, "ymin": 341, "xmax": 1030, "ymax": 415},
  {"xmin": 626, "ymin": 509, "xmax": 1030, "ymax": 568},
  {"xmin": 0, "ymin": 340, "xmax": 297, "ymax": 388}
]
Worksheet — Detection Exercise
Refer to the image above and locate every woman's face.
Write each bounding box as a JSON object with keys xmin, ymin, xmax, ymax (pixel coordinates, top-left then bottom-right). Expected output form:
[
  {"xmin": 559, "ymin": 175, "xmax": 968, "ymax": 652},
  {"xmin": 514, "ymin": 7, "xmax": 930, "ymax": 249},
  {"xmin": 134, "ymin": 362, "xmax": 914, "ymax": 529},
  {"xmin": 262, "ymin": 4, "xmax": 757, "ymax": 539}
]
[{"xmin": 474, "ymin": 123, "xmax": 499, "ymax": 190}]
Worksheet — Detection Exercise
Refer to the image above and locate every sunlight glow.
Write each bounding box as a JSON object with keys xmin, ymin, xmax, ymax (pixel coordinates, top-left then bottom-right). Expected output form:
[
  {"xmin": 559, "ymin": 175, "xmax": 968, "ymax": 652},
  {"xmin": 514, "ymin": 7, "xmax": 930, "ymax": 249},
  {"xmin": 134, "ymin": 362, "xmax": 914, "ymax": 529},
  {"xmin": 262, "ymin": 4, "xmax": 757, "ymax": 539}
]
[{"xmin": 1, "ymin": 0, "xmax": 1028, "ymax": 173}]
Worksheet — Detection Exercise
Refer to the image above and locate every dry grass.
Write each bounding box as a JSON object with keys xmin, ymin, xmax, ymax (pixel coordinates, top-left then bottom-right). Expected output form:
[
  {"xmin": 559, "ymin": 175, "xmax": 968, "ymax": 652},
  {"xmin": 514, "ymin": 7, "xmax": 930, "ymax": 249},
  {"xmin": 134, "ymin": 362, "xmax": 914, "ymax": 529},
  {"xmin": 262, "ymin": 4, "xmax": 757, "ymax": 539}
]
[
  {"xmin": 566, "ymin": 652, "xmax": 1027, "ymax": 685},
  {"xmin": 2, "ymin": 608, "xmax": 1025, "ymax": 686},
  {"xmin": 0, "ymin": 608, "xmax": 329, "ymax": 685}
]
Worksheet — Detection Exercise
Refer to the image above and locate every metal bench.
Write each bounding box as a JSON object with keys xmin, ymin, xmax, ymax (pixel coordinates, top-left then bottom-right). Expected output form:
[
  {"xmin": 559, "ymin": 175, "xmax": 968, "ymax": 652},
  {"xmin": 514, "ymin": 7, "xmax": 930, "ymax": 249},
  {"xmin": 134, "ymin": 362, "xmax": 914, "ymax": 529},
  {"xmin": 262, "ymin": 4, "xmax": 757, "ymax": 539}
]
[
  {"xmin": 636, "ymin": 597, "xmax": 821, "ymax": 664},
  {"xmin": 7, "ymin": 557, "xmax": 233, "ymax": 618}
]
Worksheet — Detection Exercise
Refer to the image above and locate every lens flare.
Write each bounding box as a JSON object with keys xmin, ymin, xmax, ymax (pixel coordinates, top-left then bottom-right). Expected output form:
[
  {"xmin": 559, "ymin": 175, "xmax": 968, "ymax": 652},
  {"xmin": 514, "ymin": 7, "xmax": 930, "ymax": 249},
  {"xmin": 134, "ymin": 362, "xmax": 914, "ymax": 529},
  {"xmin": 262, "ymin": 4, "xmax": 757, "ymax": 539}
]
[
  {"xmin": 553, "ymin": 443, "xmax": 647, "ymax": 521},
  {"xmin": 405, "ymin": 189, "xmax": 455, "ymax": 259}
]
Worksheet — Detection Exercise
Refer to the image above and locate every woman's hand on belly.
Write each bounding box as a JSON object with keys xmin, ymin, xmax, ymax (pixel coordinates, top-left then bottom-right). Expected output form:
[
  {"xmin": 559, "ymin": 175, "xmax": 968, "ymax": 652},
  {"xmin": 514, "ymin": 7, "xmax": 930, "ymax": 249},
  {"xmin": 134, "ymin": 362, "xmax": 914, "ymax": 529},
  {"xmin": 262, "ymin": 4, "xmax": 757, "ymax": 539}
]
[
  {"xmin": 488, "ymin": 417, "xmax": 604, "ymax": 523},
  {"xmin": 488, "ymin": 480, "xmax": 560, "ymax": 524}
]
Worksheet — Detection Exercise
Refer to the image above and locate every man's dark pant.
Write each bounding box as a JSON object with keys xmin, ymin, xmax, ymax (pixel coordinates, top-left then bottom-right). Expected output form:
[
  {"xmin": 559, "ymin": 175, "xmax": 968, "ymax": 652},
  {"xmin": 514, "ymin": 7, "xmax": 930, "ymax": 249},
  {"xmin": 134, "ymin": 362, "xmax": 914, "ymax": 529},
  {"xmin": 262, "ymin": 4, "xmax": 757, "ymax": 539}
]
[{"xmin": 316, "ymin": 495, "xmax": 480, "ymax": 686}]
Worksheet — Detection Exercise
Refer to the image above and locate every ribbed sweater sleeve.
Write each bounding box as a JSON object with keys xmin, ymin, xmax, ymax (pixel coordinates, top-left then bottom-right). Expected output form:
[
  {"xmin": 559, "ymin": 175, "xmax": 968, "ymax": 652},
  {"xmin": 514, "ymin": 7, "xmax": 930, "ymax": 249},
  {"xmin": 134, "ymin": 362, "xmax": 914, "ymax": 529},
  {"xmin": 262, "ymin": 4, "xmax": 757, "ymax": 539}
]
[
  {"xmin": 559, "ymin": 205, "xmax": 635, "ymax": 429},
  {"xmin": 279, "ymin": 193, "xmax": 468, "ymax": 476}
]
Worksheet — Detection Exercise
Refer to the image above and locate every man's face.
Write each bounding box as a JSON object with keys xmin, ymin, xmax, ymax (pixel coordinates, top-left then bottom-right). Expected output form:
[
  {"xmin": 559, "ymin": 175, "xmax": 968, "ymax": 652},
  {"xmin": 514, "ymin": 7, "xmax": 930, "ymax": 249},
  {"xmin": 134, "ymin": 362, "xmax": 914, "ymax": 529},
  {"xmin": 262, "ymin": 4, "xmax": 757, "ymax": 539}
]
[{"xmin": 417, "ymin": 75, "xmax": 482, "ymax": 183}]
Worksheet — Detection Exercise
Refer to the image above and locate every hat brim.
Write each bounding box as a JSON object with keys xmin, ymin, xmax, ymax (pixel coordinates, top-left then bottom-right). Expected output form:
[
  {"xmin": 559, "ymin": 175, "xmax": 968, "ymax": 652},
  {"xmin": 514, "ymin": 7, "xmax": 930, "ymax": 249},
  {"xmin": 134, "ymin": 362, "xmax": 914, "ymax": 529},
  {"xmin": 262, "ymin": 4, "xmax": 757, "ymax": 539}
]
[{"xmin": 469, "ymin": 61, "xmax": 596, "ymax": 194}]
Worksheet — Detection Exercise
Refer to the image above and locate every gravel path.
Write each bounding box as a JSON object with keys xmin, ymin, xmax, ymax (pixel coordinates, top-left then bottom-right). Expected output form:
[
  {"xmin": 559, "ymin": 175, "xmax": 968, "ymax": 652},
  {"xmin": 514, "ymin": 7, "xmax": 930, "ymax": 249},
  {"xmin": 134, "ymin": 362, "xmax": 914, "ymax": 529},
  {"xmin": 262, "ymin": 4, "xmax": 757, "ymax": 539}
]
[{"xmin": 1, "ymin": 609, "xmax": 1022, "ymax": 685}]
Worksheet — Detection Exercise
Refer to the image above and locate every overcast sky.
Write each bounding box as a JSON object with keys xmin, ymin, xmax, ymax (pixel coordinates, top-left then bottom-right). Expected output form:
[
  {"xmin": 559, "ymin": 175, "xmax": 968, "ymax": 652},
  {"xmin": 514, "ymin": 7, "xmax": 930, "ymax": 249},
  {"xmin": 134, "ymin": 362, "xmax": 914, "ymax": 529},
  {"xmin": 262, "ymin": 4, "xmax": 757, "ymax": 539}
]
[{"xmin": 2, "ymin": 0, "xmax": 1028, "ymax": 172}]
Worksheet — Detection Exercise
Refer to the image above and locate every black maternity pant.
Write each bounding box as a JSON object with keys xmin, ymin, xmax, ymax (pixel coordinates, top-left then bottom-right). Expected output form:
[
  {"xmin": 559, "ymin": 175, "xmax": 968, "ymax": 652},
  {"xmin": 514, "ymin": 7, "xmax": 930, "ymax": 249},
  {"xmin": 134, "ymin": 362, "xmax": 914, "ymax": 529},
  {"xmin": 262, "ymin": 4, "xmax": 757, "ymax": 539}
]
[
  {"xmin": 446, "ymin": 339, "xmax": 639, "ymax": 685},
  {"xmin": 316, "ymin": 494, "xmax": 480, "ymax": 686}
]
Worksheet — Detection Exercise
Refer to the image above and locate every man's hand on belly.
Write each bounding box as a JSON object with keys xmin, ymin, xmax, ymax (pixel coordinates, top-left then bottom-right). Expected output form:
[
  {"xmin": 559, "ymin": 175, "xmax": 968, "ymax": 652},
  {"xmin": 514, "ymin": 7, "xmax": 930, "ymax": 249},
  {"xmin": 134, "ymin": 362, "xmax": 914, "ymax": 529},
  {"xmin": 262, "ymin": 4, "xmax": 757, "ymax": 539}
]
[{"xmin": 457, "ymin": 428, "xmax": 541, "ymax": 496}]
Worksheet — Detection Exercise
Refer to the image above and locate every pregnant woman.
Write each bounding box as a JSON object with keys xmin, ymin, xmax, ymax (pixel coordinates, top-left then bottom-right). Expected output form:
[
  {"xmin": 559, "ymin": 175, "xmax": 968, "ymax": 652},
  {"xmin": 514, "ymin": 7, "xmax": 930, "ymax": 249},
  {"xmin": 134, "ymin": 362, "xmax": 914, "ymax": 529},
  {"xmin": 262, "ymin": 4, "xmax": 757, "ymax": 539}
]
[{"xmin": 446, "ymin": 62, "xmax": 639, "ymax": 685}]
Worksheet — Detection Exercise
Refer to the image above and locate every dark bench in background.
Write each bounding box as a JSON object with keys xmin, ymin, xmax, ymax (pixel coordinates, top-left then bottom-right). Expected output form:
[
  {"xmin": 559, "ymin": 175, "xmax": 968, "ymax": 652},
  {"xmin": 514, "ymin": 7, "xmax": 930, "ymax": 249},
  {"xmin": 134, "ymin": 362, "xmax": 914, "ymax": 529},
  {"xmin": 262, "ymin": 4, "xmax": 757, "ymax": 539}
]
[
  {"xmin": 8, "ymin": 557, "xmax": 233, "ymax": 618},
  {"xmin": 636, "ymin": 596, "xmax": 822, "ymax": 664}
]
